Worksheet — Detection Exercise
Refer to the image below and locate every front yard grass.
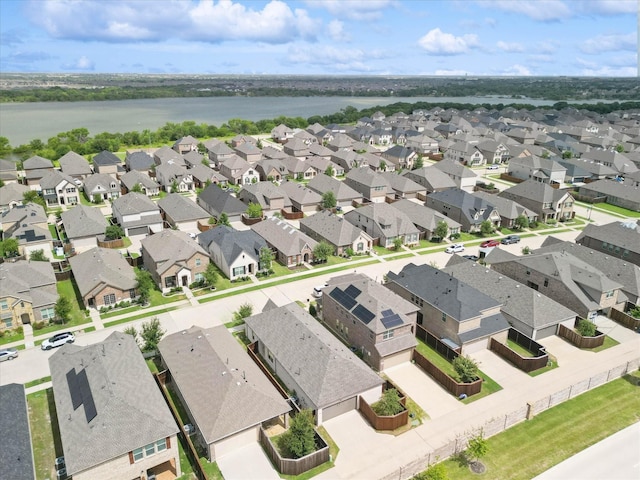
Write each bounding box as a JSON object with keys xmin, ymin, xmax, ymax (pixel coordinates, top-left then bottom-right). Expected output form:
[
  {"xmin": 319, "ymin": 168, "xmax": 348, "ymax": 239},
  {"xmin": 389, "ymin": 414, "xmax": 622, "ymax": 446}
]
[
  {"xmin": 0, "ymin": 329, "xmax": 25, "ymax": 346},
  {"xmin": 529, "ymin": 355, "xmax": 559, "ymax": 377},
  {"xmin": 28, "ymin": 388, "xmax": 63, "ymax": 480},
  {"xmin": 436, "ymin": 371, "xmax": 640, "ymax": 480},
  {"xmin": 586, "ymin": 202, "xmax": 640, "ymax": 218},
  {"xmin": 56, "ymin": 278, "xmax": 89, "ymax": 324},
  {"xmin": 24, "ymin": 376, "xmax": 51, "ymax": 389}
]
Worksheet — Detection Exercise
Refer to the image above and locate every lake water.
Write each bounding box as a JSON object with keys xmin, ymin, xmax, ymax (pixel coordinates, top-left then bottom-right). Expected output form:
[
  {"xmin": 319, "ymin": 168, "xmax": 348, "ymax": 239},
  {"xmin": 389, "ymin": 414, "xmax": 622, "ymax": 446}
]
[{"xmin": 0, "ymin": 95, "xmax": 605, "ymax": 145}]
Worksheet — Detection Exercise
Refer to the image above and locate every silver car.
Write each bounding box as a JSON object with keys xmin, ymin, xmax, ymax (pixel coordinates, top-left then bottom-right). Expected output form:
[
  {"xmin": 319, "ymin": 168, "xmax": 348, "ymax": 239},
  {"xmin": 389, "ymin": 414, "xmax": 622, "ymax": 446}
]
[
  {"xmin": 41, "ymin": 332, "xmax": 75, "ymax": 350},
  {"xmin": 0, "ymin": 348, "xmax": 18, "ymax": 362}
]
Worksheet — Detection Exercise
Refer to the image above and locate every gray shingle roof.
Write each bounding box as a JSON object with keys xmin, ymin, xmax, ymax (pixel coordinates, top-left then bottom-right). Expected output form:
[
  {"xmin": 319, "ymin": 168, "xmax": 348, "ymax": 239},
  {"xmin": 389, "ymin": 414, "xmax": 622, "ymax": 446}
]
[
  {"xmin": 472, "ymin": 191, "xmax": 537, "ymax": 221},
  {"xmin": 141, "ymin": 229, "xmax": 207, "ymax": 275},
  {"xmin": 0, "ymin": 384, "xmax": 35, "ymax": 480},
  {"xmin": 23, "ymin": 155, "xmax": 53, "ymax": 170},
  {"xmin": 1, "ymin": 203, "xmax": 47, "ymax": 226},
  {"xmin": 198, "ymin": 225, "xmax": 266, "ymax": 266},
  {"xmin": 576, "ymin": 220, "xmax": 640, "ymax": 255},
  {"xmin": 59, "ymin": 151, "xmax": 93, "ymax": 176},
  {"xmin": 402, "ymin": 167, "xmax": 456, "ymax": 191},
  {"xmin": 427, "ymin": 188, "xmax": 498, "ymax": 225},
  {"xmin": 0, "ymin": 182, "xmax": 29, "ymax": 207},
  {"xmin": 69, "ymin": 247, "xmax": 137, "ymax": 298},
  {"xmin": 159, "ymin": 325, "xmax": 290, "ymax": 445},
  {"xmin": 251, "ymin": 217, "xmax": 318, "ymax": 256},
  {"xmin": 120, "ymin": 170, "xmax": 159, "ymax": 190},
  {"xmin": 379, "ymin": 172, "xmax": 425, "ymax": 194},
  {"xmin": 299, "ymin": 210, "xmax": 368, "ymax": 247},
  {"xmin": 49, "ymin": 332, "xmax": 178, "ymax": 476},
  {"xmin": 279, "ymin": 181, "xmax": 322, "ymax": 206},
  {"xmin": 390, "ymin": 199, "xmax": 462, "ymax": 232},
  {"xmin": 83, "ymin": 172, "xmax": 119, "ymax": 194},
  {"xmin": 111, "ymin": 192, "xmax": 159, "ymax": 215},
  {"xmin": 307, "ymin": 174, "xmax": 362, "ymax": 202},
  {"xmin": 344, "ymin": 202, "xmax": 420, "ymax": 238},
  {"xmin": 125, "ymin": 151, "xmax": 155, "ymax": 171},
  {"xmin": 244, "ymin": 303, "xmax": 383, "ymax": 409},
  {"xmin": 499, "ymin": 179, "xmax": 570, "ymax": 204},
  {"xmin": 92, "ymin": 150, "xmax": 121, "ymax": 167},
  {"xmin": 61, "ymin": 205, "xmax": 108, "ymax": 239},
  {"xmin": 39, "ymin": 169, "xmax": 77, "ymax": 189},
  {"xmin": 157, "ymin": 194, "xmax": 209, "ymax": 223},
  {"xmin": 197, "ymin": 184, "xmax": 246, "ymax": 217}
]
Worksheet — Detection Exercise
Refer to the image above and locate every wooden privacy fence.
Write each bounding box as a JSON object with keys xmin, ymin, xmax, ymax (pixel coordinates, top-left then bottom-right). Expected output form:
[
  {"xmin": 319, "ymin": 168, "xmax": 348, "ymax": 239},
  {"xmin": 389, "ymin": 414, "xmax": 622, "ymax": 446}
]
[
  {"xmin": 609, "ymin": 306, "xmax": 640, "ymax": 331},
  {"xmin": 97, "ymin": 237, "xmax": 125, "ymax": 248},
  {"xmin": 259, "ymin": 427, "xmax": 330, "ymax": 476},
  {"xmin": 359, "ymin": 397, "xmax": 408, "ymax": 431},
  {"xmin": 558, "ymin": 324, "xmax": 606, "ymax": 349},
  {"xmin": 412, "ymin": 350, "xmax": 482, "ymax": 398},
  {"xmin": 247, "ymin": 342, "xmax": 299, "ymax": 413},
  {"xmin": 281, "ymin": 209, "xmax": 304, "ymax": 220},
  {"xmin": 415, "ymin": 325, "xmax": 460, "ymax": 360},
  {"xmin": 490, "ymin": 339, "xmax": 548, "ymax": 373}
]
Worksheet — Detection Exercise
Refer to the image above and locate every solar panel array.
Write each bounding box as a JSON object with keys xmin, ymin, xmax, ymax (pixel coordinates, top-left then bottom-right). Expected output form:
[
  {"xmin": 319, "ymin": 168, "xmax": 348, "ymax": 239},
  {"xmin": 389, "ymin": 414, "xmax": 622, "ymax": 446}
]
[
  {"xmin": 381, "ymin": 309, "xmax": 404, "ymax": 329},
  {"xmin": 329, "ymin": 287, "xmax": 357, "ymax": 310},
  {"xmin": 66, "ymin": 368, "xmax": 98, "ymax": 423},
  {"xmin": 344, "ymin": 285, "xmax": 362, "ymax": 299},
  {"xmin": 353, "ymin": 304, "xmax": 375, "ymax": 324}
]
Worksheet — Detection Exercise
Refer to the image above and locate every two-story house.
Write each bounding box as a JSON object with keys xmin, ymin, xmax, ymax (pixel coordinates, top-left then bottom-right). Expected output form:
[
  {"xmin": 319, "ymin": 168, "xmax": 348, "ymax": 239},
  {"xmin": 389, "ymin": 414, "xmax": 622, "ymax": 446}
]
[
  {"xmin": 499, "ymin": 180, "xmax": 575, "ymax": 222},
  {"xmin": 83, "ymin": 172, "xmax": 121, "ymax": 202},
  {"xmin": 425, "ymin": 188, "xmax": 501, "ymax": 233},
  {"xmin": 344, "ymin": 167, "xmax": 391, "ymax": 203},
  {"xmin": 111, "ymin": 192, "xmax": 163, "ymax": 236},
  {"xmin": 431, "ymin": 159, "xmax": 478, "ymax": 192},
  {"xmin": 39, "ymin": 170, "xmax": 79, "ymax": 206},
  {"xmin": 219, "ymin": 155, "xmax": 259, "ymax": 185},
  {"xmin": 344, "ymin": 202, "xmax": 420, "ymax": 248}
]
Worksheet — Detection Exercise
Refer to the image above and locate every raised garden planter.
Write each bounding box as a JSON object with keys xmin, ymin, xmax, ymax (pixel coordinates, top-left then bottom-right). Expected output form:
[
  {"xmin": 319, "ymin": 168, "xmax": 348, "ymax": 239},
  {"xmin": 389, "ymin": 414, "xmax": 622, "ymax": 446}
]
[
  {"xmin": 259, "ymin": 427, "xmax": 329, "ymax": 476},
  {"xmin": 359, "ymin": 381, "xmax": 409, "ymax": 431}
]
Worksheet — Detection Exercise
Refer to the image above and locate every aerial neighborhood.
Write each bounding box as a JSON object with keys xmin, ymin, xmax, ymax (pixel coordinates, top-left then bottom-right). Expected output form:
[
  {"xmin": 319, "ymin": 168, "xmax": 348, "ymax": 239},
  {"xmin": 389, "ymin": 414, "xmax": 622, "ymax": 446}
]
[{"xmin": 1, "ymin": 105, "xmax": 640, "ymax": 480}]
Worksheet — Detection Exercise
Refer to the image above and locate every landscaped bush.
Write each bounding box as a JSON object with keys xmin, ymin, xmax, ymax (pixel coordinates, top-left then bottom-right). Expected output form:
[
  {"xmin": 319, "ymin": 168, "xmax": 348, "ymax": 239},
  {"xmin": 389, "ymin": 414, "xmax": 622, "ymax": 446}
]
[
  {"xmin": 449, "ymin": 233, "xmax": 460, "ymax": 240},
  {"xmin": 371, "ymin": 388, "xmax": 404, "ymax": 416},
  {"xmin": 547, "ymin": 218, "xmax": 557, "ymax": 225},
  {"xmin": 629, "ymin": 306, "xmax": 640, "ymax": 319},
  {"xmin": 277, "ymin": 410, "xmax": 316, "ymax": 459},
  {"xmin": 32, "ymin": 321, "xmax": 46, "ymax": 330},
  {"xmin": 576, "ymin": 318, "xmax": 597, "ymax": 337},
  {"xmin": 452, "ymin": 355, "xmax": 480, "ymax": 383}
]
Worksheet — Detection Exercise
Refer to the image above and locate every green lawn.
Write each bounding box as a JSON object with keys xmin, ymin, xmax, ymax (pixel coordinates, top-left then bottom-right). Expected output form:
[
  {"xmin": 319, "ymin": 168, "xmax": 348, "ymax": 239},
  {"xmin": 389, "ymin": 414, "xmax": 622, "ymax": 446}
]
[
  {"xmin": 435, "ymin": 371, "xmax": 640, "ymax": 480},
  {"xmin": 389, "ymin": 252, "xmax": 416, "ymax": 260},
  {"xmin": 24, "ymin": 376, "xmax": 51, "ymax": 389},
  {"xmin": 279, "ymin": 426, "xmax": 340, "ymax": 480},
  {"xmin": 28, "ymin": 388, "xmax": 63, "ymax": 480},
  {"xmin": 48, "ymin": 223, "xmax": 59, "ymax": 240},
  {"xmin": 56, "ymin": 278, "xmax": 89, "ymax": 324},
  {"xmin": 317, "ymin": 255, "xmax": 350, "ymax": 267},
  {"xmin": 102, "ymin": 306, "xmax": 178, "ymax": 328},
  {"xmin": 415, "ymin": 239, "xmax": 446, "ymax": 249},
  {"xmin": 0, "ymin": 329, "xmax": 25, "ymax": 346},
  {"xmin": 373, "ymin": 245, "xmax": 396, "ymax": 255},
  {"xmin": 529, "ymin": 355, "xmax": 559, "ymax": 377},
  {"xmin": 587, "ymin": 202, "xmax": 640, "ymax": 218},
  {"xmin": 588, "ymin": 335, "xmax": 619, "ymax": 352},
  {"xmin": 507, "ymin": 339, "xmax": 535, "ymax": 357}
]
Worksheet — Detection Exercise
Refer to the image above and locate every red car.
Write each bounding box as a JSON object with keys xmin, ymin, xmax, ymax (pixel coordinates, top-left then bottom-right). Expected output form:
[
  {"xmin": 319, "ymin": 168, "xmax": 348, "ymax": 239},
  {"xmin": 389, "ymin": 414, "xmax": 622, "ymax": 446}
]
[{"xmin": 480, "ymin": 239, "xmax": 500, "ymax": 248}]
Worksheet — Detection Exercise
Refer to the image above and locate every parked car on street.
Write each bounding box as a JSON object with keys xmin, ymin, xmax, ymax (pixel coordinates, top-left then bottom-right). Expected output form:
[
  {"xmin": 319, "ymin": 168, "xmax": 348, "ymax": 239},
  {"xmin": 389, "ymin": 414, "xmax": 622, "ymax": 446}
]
[
  {"xmin": 480, "ymin": 239, "xmax": 500, "ymax": 248},
  {"xmin": 0, "ymin": 348, "xmax": 18, "ymax": 362},
  {"xmin": 445, "ymin": 243, "xmax": 465, "ymax": 254},
  {"xmin": 487, "ymin": 164, "xmax": 499, "ymax": 170},
  {"xmin": 41, "ymin": 332, "xmax": 75, "ymax": 350},
  {"xmin": 501, "ymin": 235, "xmax": 521, "ymax": 244}
]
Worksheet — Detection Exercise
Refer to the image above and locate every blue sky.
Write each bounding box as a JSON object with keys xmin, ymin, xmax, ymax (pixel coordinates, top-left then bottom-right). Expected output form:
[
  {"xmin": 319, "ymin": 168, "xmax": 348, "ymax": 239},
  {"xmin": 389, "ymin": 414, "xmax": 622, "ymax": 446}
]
[{"xmin": 0, "ymin": 0, "xmax": 637, "ymax": 76}]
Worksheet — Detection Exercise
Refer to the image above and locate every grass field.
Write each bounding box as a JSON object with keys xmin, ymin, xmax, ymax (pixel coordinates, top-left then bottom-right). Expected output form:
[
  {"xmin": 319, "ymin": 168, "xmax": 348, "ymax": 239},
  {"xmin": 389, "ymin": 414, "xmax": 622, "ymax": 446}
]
[
  {"xmin": 27, "ymin": 388, "xmax": 63, "ymax": 480},
  {"xmin": 434, "ymin": 371, "xmax": 640, "ymax": 480},
  {"xmin": 587, "ymin": 202, "xmax": 640, "ymax": 218}
]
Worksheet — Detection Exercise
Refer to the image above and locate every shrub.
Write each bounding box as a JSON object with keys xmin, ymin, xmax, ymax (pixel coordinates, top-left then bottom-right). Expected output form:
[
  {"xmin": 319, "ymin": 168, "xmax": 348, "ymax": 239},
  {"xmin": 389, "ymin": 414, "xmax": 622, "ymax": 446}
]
[
  {"xmin": 629, "ymin": 306, "xmax": 640, "ymax": 319},
  {"xmin": 452, "ymin": 355, "xmax": 480, "ymax": 383},
  {"xmin": 279, "ymin": 410, "xmax": 316, "ymax": 459},
  {"xmin": 413, "ymin": 462, "xmax": 448, "ymax": 480},
  {"xmin": 309, "ymin": 304, "xmax": 317, "ymax": 317},
  {"xmin": 576, "ymin": 318, "xmax": 597, "ymax": 337},
  {"xmin": 16, "ymin": 326, "xmax": 23, "ymax": 335},
  {"xmin": 32, "ymin": 321, "xmax": 45, "ymax": 330},
  {"xmin": 371, "ymin": 388, "xmax": 404, "ymax": 416},
  {"xmin": 449, "ymin": 233, "xmax": 460, "ymax": 240},
  {"xmin": 547, "ymin": 218, "xmax": 557, "ymax": 225}
]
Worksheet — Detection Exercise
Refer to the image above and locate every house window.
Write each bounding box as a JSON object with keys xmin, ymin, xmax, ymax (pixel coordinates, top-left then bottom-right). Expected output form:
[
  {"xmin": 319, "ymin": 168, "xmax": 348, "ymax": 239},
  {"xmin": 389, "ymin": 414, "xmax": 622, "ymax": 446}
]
[
  {"xmin": 357, "ymin": 242, "xmax": 364, "ymax": 252},
  {"xmin": 131, "ymin": 439, "xmax": 168, "ymax": 463},
  {"xmin": 145, "ymin": 443, "xmax": 155, "ymax": 456},
  {"xmin": 441, "ymin": 312, "xmax": 446, "ymax": 322},
  {"xmin": 195, "ymin": 257, "xmax": 201, "ymax": 267},
  {"xmin": 132, "ymin": 447, "xmax": 144, "ymax": 462},
  {"xmin": 103, "ymin": 293, "xmax": 116, "ymax": 305},
  {"xmin": 233, "ymin": 266, "xmax": 245, "ymax": 277},
  {"xmin": 382, "ymin": 330, "xmax": 394, "ymax": 340},
  {"xmin": 527, "ymin": 281, "xmax": 539, "ymax": 291},
  {"xmin": 156, "ymin": 438, "xmax": 167, "ymax": 452},
  {"xmin": 195, "ymin": 272, "xmax": 204, "ymax": 282},
  {"xmin": 543, "ymin": 278, "xmax": 549, "ymax": 287},
  {"xmin": 605, "ymin": 291, "xmax": 614, "ymax": 298},
  {"xmin": 0, "ymin": 300, "xmax": 7, "ymax": 310},
  {"xmin": 129, "ymin": 289, "xmax": 136, "ymax": 299},
  {"xmin": 2, "ymin": 317, "xmax": 12, "ymax": 328},
  {"xmin": 41, "ymin": 307, "xmax": 55, "ymax": 320}
]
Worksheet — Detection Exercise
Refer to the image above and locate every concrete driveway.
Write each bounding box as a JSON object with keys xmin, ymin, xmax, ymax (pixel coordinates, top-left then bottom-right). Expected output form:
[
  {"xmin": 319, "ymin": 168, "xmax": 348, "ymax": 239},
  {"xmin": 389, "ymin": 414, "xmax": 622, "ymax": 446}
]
[
  {"xmin": 595, "ymin": 315, "xmax": 639, "ymax": 343},
  {"xmin": 216, "ymin": 442, "xmax": 280, "ymax": 480},
  {"xmin": 385, "ymin": 362, "xmax": 462, "ymax": 419},
  {"xmin": 468, "ymin": 349, "xmax": 530, "ymax": 390}
]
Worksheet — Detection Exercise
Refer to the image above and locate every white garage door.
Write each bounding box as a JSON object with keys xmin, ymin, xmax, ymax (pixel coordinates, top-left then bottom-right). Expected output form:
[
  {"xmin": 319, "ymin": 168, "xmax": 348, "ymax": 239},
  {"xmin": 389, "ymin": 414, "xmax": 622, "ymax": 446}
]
[
  {"xmin": 462, "ymin": 337, "xmax": 489, "ymax": 355},
  {"xmin": 382, "ymin": 349, "xmax": 413, "ymax": 371},
  {"xmin": 536, "ymin": 324, "xmax": 558, "ymax": 340},
  {"xmin": 322, "ymin": 396, "xmax": 357, "ymax": 422},
  {"xmin": 214, "ymin": 427, "xmax": 259, "ymax": 460}
]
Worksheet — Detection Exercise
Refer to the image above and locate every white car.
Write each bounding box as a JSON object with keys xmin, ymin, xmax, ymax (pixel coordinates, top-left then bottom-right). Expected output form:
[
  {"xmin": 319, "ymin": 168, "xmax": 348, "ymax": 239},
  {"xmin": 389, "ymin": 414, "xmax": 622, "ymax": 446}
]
[
  {"xmin": 0, "ymin": 348, "xmax": 18, "ymax": 362},
  {"xmin": 445, "ymin": 243, "xmax": 465, "ymax": 254},
  {"xmin": 41, "ymin": 332, "xmax": 75, "ymax": 350},
  {"xmin": 487, "ymin": 164, "xmax": 499, "ymax": 170}
]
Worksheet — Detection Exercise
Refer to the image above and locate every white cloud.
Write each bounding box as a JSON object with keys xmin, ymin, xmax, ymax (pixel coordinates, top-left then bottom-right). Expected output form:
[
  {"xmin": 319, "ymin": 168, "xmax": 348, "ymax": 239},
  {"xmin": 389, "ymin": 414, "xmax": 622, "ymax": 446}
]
[
  {"xmin": 536, "ymin": 41, "xmax": 557, "ymax": 54},
  {"xmin": 580, "ymin": 65, "xmax": 637, "ymax": 76},
  {"xmin": 577, "ymin": 0, "xmax": 637, "ymax": 15},
  {"xmin": 286, "ymin": 45, "xmax": 388, "ymax": 72},
  {"xmin": 28, "ymin": 0, "xmax": 321, "ymax": 44},
  {"xmin": 306, "ymin": 0, "xmax": 394, "ymax": 21},
  {"xmin": 475, "ymin": 0, "xmax": 570, "ymax": 21},
  {"xmin": 418, "ymin": 28, "xmax": 479, "ymax": 55},
  {"xmin": 62, "ymin": 55, "xmax": 95, "ymax": 71},
  {"xmin": 580, "ymin": 32, "xmax": 636, "ymax": 54},
  {"xmin": 496, "ymin": 41, "xmax": 524, "ymax": 52},
  {"xmin": 327, "ymin": 20, "xmax": 350, "ymax": 42},
  {"xmin": 503, "ymin": 64, "xmax": 532, "ymax": 75}
]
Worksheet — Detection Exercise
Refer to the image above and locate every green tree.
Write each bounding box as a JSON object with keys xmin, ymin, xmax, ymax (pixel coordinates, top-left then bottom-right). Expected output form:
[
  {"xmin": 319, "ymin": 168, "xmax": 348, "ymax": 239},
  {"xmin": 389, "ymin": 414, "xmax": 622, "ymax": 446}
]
[
  {"xmin": 92, "ymin": 193, "xmax": 102, "ymax": 204},
  {"xmin": 233, "ymin": 303, "xmax": 253, "ymax": 323},
  {"xmin": 452, "ymin": 355, "xmax": 479, "ymax": 383},
  {"xmin": 562, "ymin": 150, "xmax": 573, "ymax": 159},
  {"xmin": 280, "ymin": 410, "xmax": 316, "ymax": 459},
  {"xmin": 393, "ymin": 237, "xmax": 404, "ymax": 251},
  {"xmin": 629, "ymin": 306, "xmax": 640, "ymax": 319},
  {"xmin": 259, "ymin": 246, "xmax": 274, "ymax": 272},
  {"xmin": 576, "ymin": 318, "xmax": 597, "ymax": 337},
  {"xmin": 324, "ymin": 165, "xmax": 334, "ymax": 177},
  {"xmin": 123, "ymin": 326, "xmax": 138, "ymax": 345},
  {"xmin": 433, "ymin": 221, "xmax": 448, "ymax": 242},
  {"xmin": 313, "ymin": 241, "xmax": 334, "ymax": 263},
  {"xmin": 1, "ymin": 238, "xmax": 19, "ymax": 258},
  {"xmin": 29, "ymin": 249, "xmax": 48, "ymax": 261},
  {"xmin": 54, "ymin": 296, "xmax": 72, "ymax": 324},
  {"xmin": 615, "ymin": 144, "xmax": 624, "ymax": 153},
  {"xmin": 514, "ymin": 215, "xmax": 529, "ymax": 230},
  {"xmin": 246, "ymin": 202, "xmax": 263, "ymax": 219},
  {"xmin": 541, "ymin": 151, "xmax": 550, "ymax": 159},
  {"xmin": 135, "ymin": 269, "xmax": 155, "ymax": 305},
  {"xmin": 321, "ymin": 190, "xmax": 337, "ymax": 210},
  {"xmin": 171, "ymin": 179, "xmax": 180, "ymax": 193},
  {"xmin": 197, "ymin": 142, "xmax": 207, "ymax": 154},
  {"xmin": 131, "ymin": 182, "xmax": 143, "ymax": 193},
  {"xmin": 413, "ymin": 156, "xmax": 424, "ymax": 170},
  {"xmin": 379, "ymin": 160, "xmax": 387, "ymax": 172},
  {"xmin": 23, "ymin": 190, "xmax": 46, "ymax": 211},
  {"xmin": 480, "ymin": 220, "xmax": 494, "ymax": 236},
  {"xmin": 140, "ymin": 317, "xmax": 165, "ymax": 352},
  {"xmin": 371, "ymin": 388, "xmax": 405, "ymax": 416},
  {"xmin": 413, "ymin": 462, "xmax": 448, "ymax": 480},
  {"xmin": 105, "ymin": 224, "xmax": 124, "ymax": 240},
  {"xmin": 466, "ymin": 431, "xmax": 488, "ymax": 466},
  {"xmin": 218, "ymin": 212, "xmax": 230, "ymax": 226},
  {"xmin": 203, "ymin": 262, "xmax": 219, "ymax": 288}
]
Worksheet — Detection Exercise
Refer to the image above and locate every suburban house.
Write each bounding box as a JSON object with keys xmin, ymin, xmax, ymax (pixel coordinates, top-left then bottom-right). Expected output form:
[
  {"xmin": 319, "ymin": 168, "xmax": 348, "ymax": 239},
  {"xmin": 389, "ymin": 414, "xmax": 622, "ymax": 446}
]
[
  {"xmin": 237, "ymin": 181, "xmax": 292, "ymax": 215},
  {"xmin": 23, "ymin": 155, "xmax": 54, "ymax": 187},
  {"xmin": 557, "ymin": 157, "xmax": 618, "ymax": 183},
  {"xmin": 344, "ymin": 167, "xmax": 391, "ymax": 203},
  {"xmin": 141, "ymin": 229, "xmax": 209, "ymax": 291},
  {"xmin": 154, "ymin": 146, "xmax": 186, "ymax": 167},
  {"xmin": 321, "ymin": 273, "xmax": 418, "ymax": 371},
  {"xmin": 488, "ymin": 250, "xmax": 624, "ymax": 320},
  {"xmin": 344, "ymin": 202, "xmax": 420, "ymax": 248},
  {"xmin": 0, "ymin": 202, "xmax": 53, "ymax": 259},
  {"xmin": 244, "ymin": 302, "xmax": 384, "ymax": 425},
  {"xmin": 507, "ymin": 156, "xmax": 567, "ymax": 185},
  {"xmin": 198, "ymin": 226, "xmax": 267, "ymax": 280},
  {"xmin": 0, "ymin": 384, "xmax": 35, "ymax": 480},
  {"xmin": 299, "ymin": 210, "xmax": 373, "ymax": 256},
  {"xmin": 184, "ymin": 150, "xmax": 206, "ymax": 169},
  {"xmin": 155, "ymin": 163, "xmax": 194, "ymax": 192},
  {"xmin": 283, "ymin": 137, "xmax": 310, "ymax": 157},
  {"xmin": 386, "ymin": 263, "xmax": 510, "ymax": 353},
  {"xmin": 499, "ymin": 180, "xmax": 575, "ymax": 222},
  {"xmin": 39, "ymin": 170, "xmax": 79, "ymax": 206},
  {"xmin": 0, "ymin": 260, "xmax": 57, "ymax": 330},
  {"xmin": 307, "ymin": 174, "xmax": 364, "ymax": 207},
  {"xmin": 379, "ymin": 172, "xmax": 426, "ymax": 199},
  {"xmin": 58, "ymin": 151, "xmax": 93, "ymax": 180},
  {"xmin": 197, "ymin": 184, "xmax": 247, "ymax": 223},
  {"xmin": 120, "ymin": 170, "xmax": 160, "ymax": 196},
  {"xmin": 251, "ymin": 216, "xmax": 317, "ymax": 267},
  {"xmin": 477, "ymin": 140, "xmax": 510, "ymax": 165},
  {"xmin": 402, "ymin": 166, "xmax": 457, "ymax": 193},
  {"xmin": 157, "ymin": 194, "xmax": 209, "ymax": 232},
  {"xmin": 431, "ymin": 159, "xmax": 478, "ymax": 193},
  {"xmin": 255, "ymin": 158, "xmax": 287, "ymax": 182},
  {"xmin": 271, "ymin": 123, "xmax": 294, "ymax": 143},
  {"xmin": 158, "ymin": 325, "xmax": 290, "ymax": 462},
  {"xmin": 234, "ymin": 142, "xmax": 262, "ymax": 163},
  {"xmin": 381, "ymin": 145, "xmax": 417, "ymax": 169},
  {"xmin": 405, "ymin": 133, "xmax": 439, "ymax": 155},
  {"xmin": 443, "ymin": 140, "xmax": 485, "ymax": 166},
  {"xmin": 60, "ymin": 205, "xmax": 109, "ymax": 253},
  {"xmin": 425, "ymin": 188, "xmax": 501, "ymax": 233},
  {"xmin": 69, "ymin": 247, "xmax": 138, "ymax": 308},
  {"xmin": 189, "ymin": 164, "xmax": 225, "ymax": 189},
  {"xmin": 389, "ymin": 199, "xmax": 461, "ymax": 240},
  {"xmin": 0, "ymin": 182, "xmax": 30, "ymax": 213},
  {"xmin": 472, "ymin": 191, "xmax": 538, "ymax": 229},
  {"xmin": 111, "ymin": 192, "xmax": 163, "ymax": 237},
  {"xmin": 280, "ymin": 156, "xmax": 318, "ymax": 180},
  {"xmin": 0, "ymin": 159, "xmax": 18, "ymax": 184},
  {"xmin": 49, "ymin": 332, "xmax": 181, "ymax": 480},
  {"xmin": 576, "ymin": 220, "xmax": 640, "ymax": 267},
  {"xmin": 279, "ymin": 181, "xmax": 322, "ymax": 214},
  {"xmin": 206, "ymin": 141, "xmax": 235, "ymax": 166},
  {"xmin": 125, "ymin": 150, "xmax": 156, "ymax": 173},
  {"xmin": 83, "ymin": 172, "xmax": 121, "ymax": 202},
  {"xmin": 92, "ymin": 150, "xmax": 122, "ymax": 175},
  {"xmin": 444, "ymin": 257, "xmax": 577, "ymax": 340},
  {"xmin": 578, "ymin": 180, "xmax": 640, "ymax": 212},
  {"xmin": 219, "ymin": 155, "xmax": 259, "ymax": 185},
  {"xmin": 172, "ymin": 135, "xmax": 199, "ymax": 154}
]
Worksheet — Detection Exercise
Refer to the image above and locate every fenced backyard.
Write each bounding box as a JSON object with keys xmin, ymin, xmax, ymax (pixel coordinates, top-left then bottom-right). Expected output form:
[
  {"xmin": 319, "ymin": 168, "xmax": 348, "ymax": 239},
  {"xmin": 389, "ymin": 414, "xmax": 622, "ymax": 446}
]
[{"xmin": 489, "ymin": 329, "xmax": 549, "ymax": 373}]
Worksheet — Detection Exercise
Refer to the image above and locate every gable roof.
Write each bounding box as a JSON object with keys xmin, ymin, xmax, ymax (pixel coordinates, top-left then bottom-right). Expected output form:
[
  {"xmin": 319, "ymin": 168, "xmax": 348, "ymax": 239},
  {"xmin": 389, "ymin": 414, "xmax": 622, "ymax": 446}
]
[
  {"xmin": 251, "ymin": 217, "xmax": 318, "ymax": 256},
  {"xmin": 402, "ymin": 166, "xmax": 457, "ymax": 191},
  {"xmin": 61, "ymin": 205, "xmax": 108, "ymax": 239},
  {"xmin": 197, "ymin": 184, "xmax": 246, "ymax": 216},
  {"xmin": 307, "ymin": 173, "xmax": 362, "ymax": 202},
  {"xmin": 0, "ymin": 182, "xmax": 30, "ymax": 206},
  {"xmin": 157, "ymin": 194, "xmax": 209, "ymax": 222},
  {"xmin": 39, "ymin": 169, "xmax": 77, "ymax": 189},
  {"xmin": 111, "ymin": 192, "xmax": 159, "ymax": 215},
  {"xmin": 120, "ymin": 170, "xmax": 159, "ymax": 190},
  {"xmin": 141, "ymin": 229, "xmax": 207, "ymax": 275},
  {"xmin": 576, "ymin": 220, "xmax": 640, "ymax": 254},
  {"xmin": 300, "ymin": 210, "xmax": 370, "ymax": 247},
  {"xmin": 58, "ymin": 151, "xmax": 93, "ymax": 176},
  {"xmin": 472, "ymin": 191, "xmax": 537, "ymax": 220},
  {"xmin": 159, "ymin": 325, "xmax": 289, "ymax": 445},
  {"xmin": 237, "ymin": 182, "xmax": 292, "ymax": 210},
  {"xmin": 345, "ymin": 202, "xmax": 420, "ymax": 238},
  {"xmin": 390, "ymin": 199, "xmax": 462, "ymax": 232},
  {"xmin": 432, "ymin": 158, "xmax": 478, "ymax": 178},
  {"xmin": 83, "ymin": 172, "xmax": 119, "ymax": 193},
  {"xmin": 499, "ymin": 179, "xmax": 571, "ymax": 204},
  {"xmin": 244, "ymin": 303, "xmax": 383, "ymax": 409},
  {"xmin": 125, "ymin": 151, "xmax": 155, "ymax": 171},
  {"xmin": 279, "ymin": 181, "xmax": 322, "ymax": 206},
  {"xmin": 69, "ymin": 247, "xmax": 137, "ymax": 298},
  {"xmin": 427, "ymin": 188, "xmax": 498, "ymax": 223},
  {"xmin": 0, "ymin": 384, "xmax": 35, "ymax": 480},
  {"xmin": 198, "ymin": 225, "xmax": 266, "ymax": 265},
  {"xmin": 379, "ymin": 172, "xmax": 425, "ymax": 193},
  {"xmin": 92, "ymin": 150, "xmax": 121, "ymax": 167},
  {"xmin": 49, "ymin": 332, "xmax": 178, "ymax": 476},
  {"xmin": 23, "ymin": 155, "xmax": 54, "ymax": 170},
  {"xmin": 0, "ymin": 260, "xmax": 57, "ymax": 308},
  {"xmin": 1, "ymin": 203, "xmax": 47, "ymax": 226}
]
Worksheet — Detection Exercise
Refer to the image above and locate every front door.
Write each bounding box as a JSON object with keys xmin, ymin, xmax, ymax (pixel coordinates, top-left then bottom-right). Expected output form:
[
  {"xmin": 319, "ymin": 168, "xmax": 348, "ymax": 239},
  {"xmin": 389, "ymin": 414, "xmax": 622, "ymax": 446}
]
[
  {"xmin": 181, "ymin": 276, "xmax": 188, "ymax": 287},
  {"xmin": 21, "ymin": 313, "xmax": 30, "ymax": 325}
]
